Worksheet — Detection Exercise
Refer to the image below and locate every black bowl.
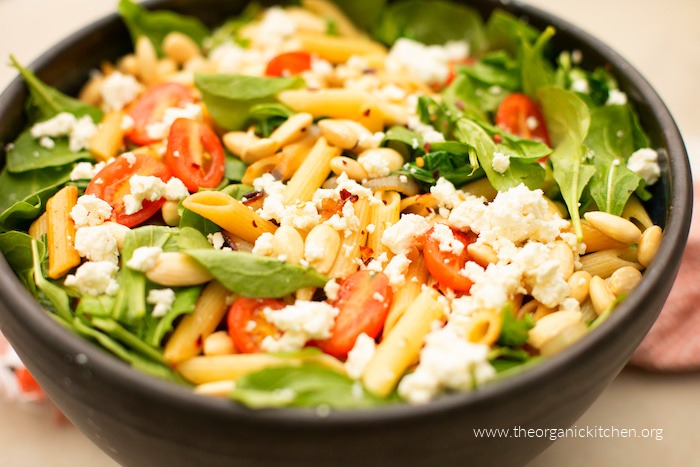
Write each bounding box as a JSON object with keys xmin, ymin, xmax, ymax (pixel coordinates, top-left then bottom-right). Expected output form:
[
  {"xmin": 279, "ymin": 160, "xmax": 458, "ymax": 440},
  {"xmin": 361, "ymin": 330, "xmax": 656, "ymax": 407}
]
[{"xmin": 0, "ymin": 1, "xmax": 692, "ymax": 466}]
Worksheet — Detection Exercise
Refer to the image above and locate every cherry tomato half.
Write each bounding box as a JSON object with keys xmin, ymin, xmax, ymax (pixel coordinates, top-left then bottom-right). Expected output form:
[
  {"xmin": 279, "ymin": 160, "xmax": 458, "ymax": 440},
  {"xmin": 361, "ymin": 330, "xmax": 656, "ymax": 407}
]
[
  {"xmin": 495, "ymin": 93, "xmax": 551, "ymax": 146},
  {"xmin": 85, "ymin": 151, "xmax": 172, "ymax": 228},
  {"xmin": 423, "ymin": 225, "xmax": 477, "ymax": 292},
  {"xmin": 127, "ymin": 82, "xmax": 194, "ymax": 146},
  {"xmin": 227, "ymin": 297, "xmax": 285, "ymax": 354},
  {"xmin": 265, "ymin": 51, "xmax": 312, "ymax": 77},
  {"xmin": 315, "ymin": 271, "xmax": 392, "ymax": 359},
  {"xmin": 164, "ymin": 118, "xmax": 225, "ymax": 192}
]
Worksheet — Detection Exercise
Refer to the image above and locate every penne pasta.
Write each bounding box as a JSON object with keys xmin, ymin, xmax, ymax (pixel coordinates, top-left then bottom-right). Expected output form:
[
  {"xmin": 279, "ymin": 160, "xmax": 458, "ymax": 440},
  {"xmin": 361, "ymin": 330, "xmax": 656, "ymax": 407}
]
[
  {"xmin": 579, "ymin": 248, "xmax": 643, "ymax": 279},
  {"xmin": 382, "ymin": 248, "xmax": 429, "ymax": 336},
  {"xmin": 28, "ymin": 212, "xmax": 48, "ymax": 240},
  {"xmin": 46, "ymin": 186, "xmax": 81, "ymax": 279},
  {"xmin": 89, "ymin": 110, "xmax": 125, "ymax": 161},
  {"xmin": 621, "ymin": 194, "xmax": 654, "ymax": 231},
  {"xmin": 459, "ymin": 311, "xmax": 503, "ymax": 346},
  {"xmin": 283, "ymin": 136, "xmax": 340, "ymax": 204},
  {"xmin": 295, "ymin": 31, "xmax": 386, "ymax": 64},
  {"xmin": 367, "ymin": 191, "xmax": 401, "ymax": 260},
  {"xmin": 327, "ymin": 197, "xmax": 371, "ymax": 278}
]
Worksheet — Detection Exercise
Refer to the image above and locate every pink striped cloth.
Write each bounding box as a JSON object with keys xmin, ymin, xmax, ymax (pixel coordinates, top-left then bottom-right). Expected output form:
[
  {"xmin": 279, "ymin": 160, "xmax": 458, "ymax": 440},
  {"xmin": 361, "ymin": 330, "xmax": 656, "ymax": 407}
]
[{"xmin": 629, "ymin": 181, "xmax": 700, "ymax": 371}]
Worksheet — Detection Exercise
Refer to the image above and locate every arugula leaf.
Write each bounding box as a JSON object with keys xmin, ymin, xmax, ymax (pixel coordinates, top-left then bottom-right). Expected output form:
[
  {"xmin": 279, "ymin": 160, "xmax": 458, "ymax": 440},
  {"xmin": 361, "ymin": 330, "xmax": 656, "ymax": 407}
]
[
  {"xmin": 538, "ymin": 86, "xmax": 595, "ymax": 240},
  {"xmin": 10, "ymin": 56, "xmax": 102, "ymax": 122},
  {"xmin": 457, "ymin": 51, "xmax": 520, "ymax": 113},
  {"xmin": 382, "ymin": 125, "xmax": 424, "ymax": 158},
  {"xmin": 399, "ymin": 149, "xmax": 483, "ymax": 189},
  {"xmin": 497, "ymin": 307, "xmax": 535, "ymax": 347},
  {"xmin": 488, "ymin": 347, "xmax": 532, "ymax": 373},
  {"xmin": 0, "ymin": 165, "xmax": 72, "ymax": 231},
  {"xmin": 585, "ymin": 105, "xmax": 642, "ymax": 215},
  {"xmin": 440, "ymin": 74, "xmax": 488, "ymax": 124},
  {"xmin": 230, "ymin": 363, "xmax": 386, "ymax": 408},
  {"xmin": 184, "ymin": 249, "xmax": 328, "ymax": 298},
  {"xmin": 76, "ymin": 295, "xmax": 116, "ymax": 318},
  {"xmin": 6, "ymin": 129, "xmax": 92, "ymax": 173},
  {"xmin": 485, "ymin": 9, "xmax": 539, "ymax": 57},
  {"xmin": 195, "ymin": 73, "xmax": 304, "ymax": 130},
  {"xmin": 145, "ymin": 286, "xmax": 201, "ymax": 347},
  {"xmin": 521, "ymin": 26, "xmax": 556, "ymax": 98},
  {"xmin": 374, "ymin": 0, "xmax": 487, "ymax": 53},
  {"xmin": 117, "ymin": 0, "xmax": 209, "ymax": 55}
]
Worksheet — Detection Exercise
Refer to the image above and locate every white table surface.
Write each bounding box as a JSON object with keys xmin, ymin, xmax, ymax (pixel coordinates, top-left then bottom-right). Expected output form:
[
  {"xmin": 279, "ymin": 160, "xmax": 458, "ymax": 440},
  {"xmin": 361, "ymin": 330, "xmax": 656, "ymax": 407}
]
[{"xmin": 1, "ymin": 1, "xmax": 699, "ymax": 466}]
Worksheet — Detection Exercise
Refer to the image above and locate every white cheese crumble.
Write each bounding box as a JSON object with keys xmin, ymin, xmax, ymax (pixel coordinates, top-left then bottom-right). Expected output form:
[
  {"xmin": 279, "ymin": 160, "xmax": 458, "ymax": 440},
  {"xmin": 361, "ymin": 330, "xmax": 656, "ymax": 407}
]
[
  {"xmin": 122, "ymin": 176, "xmax": 189, "ymax": 215},
  {"xmin": 407, "ymin": 115, "xmax": 445, "ymax": 145},
  {"xmin": 491, "ymin": 151, "xmax": 511, "ymax": 174},
  {"xmin": 344, "ymin": 333, "xmax": 376, "ymax": 379},
  {"xmin": 147, "ymin": 288, "xmax": 176, "ymax": 318},
  {"xmin": 100, "ymin": 71, "xmax": 142, "ymax": 111},
  {"xmin": 144, "ymin": 103, "xmax": 202, "ymax": 140},
  {"xmin": 126, "ymin": 246, "xmax": 163, "ymax": 272},
  {"xmin": 398, "ymin": 326, "xmax": 495, "ymax": 404},
  {"xmin": 260, "ymin": 301, "xmax": 339, "ymax": 353},
  {"xmin": 430, "ymin": 223, "xmax": 464, "ymax": 255},
  {"xmin": 627, "ymin": 148, "xmax": 660, "ymax": 185},
  {"xmin": 358, "ymin": 151, "xmax": 391, "ymax": 179},
  {"xmin": 70, "ymin": 194, "xmax": 113, "ymax": 228},
  {"xmin": 386, "ymin": 38, "xmax": 468, "ymax": 86},
  {"xmin": 430, "ymin": 177, "xmax": 464, "ymax": 211},
  {"xmin": 252, "ymin": 232, "xmax": 275, "ymax": 256},
  {"xmin": 70, "ymin": 161, "xmax": 106, "ymax": 181},
  {"xmin": 30, "ymin": 112, "xmax": 97, "ymax": 152},
  {"xmin": 606, "ymin": 89, "xmax": 628, "ymax": 106},
  {"xmin": 383, "ymin": 253, "xmax": 412, "ymax": 288},
  {"xmin": 64, "ymin": 261, "xmax": 119, "ymax": 296},
  {"xmin": 323, "ymin": 279, "xmax": 341, "ymax": 301},
  {"xmin": 381, "ymin": 213, "xmax": 431, "ymax": 255},
  {"xmin": 74, "ymin": 225, "xmax": 119, "ymax": 264},
  {"xmin": 570, "ymin": 78, "xmax": 590, "ymax": 94}
]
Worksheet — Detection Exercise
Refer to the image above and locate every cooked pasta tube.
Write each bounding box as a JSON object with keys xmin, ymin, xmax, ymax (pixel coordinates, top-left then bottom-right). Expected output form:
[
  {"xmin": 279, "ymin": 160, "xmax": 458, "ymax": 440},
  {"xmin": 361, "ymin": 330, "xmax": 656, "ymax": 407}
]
[
  {"xmin": 295, "ymin": 32, "xmax": 386, "ymax": 64},
  {"xmin": 383, "ymin": 249, "xmax": 429, "ymax": 336},
  {"xmin": 28, "ymin": 212, "xmax": 48, "ymax": 240},
  {"xmin": 163, "ymin": 281, "xmax": 232, "ymax": 365},
  {"xmin": 400, "ymin": 193, "xmax": 438, "ymax": 215},
  {"xmin": 301, "ymin": 0, "xmax": 364, "ymax": 37},
  {"xmin": 46, "ymin": 186, "xmax": 81, "ymax": 279},
  {"xmin": 621, "ymin": 194, "xmax": 654, "ymax": 231},
  {"xmin": 367, "ymin": 191, "xmax": 401, "ymax": 259},
  {"xmin": 89, "ymin": 110, "xmax": 125, "ymax": 161},
  {"xmin": 327, "ymin": 197, "xmax": 371, "ymax": 278},
  {"xmin": 363, "ymin": 288, "xmax": 448, "ymax": 397},
  {"xmin": 459, "ymin": 311, "xmax": 503, "ymax": 346},
  {"xmin": 183, "ymin": 190, "xmax": 277, "ymax": 244},
  {"xmin": 284, "ymin": 136, "xmax": 340, "ymax": 204},
  {"xmin": 579, "ymin": 248, "xmax": 642, "ymax": 279},
  {"xmin": 278, "ymin": 89, "xmax": 401, "ymax": 125}
]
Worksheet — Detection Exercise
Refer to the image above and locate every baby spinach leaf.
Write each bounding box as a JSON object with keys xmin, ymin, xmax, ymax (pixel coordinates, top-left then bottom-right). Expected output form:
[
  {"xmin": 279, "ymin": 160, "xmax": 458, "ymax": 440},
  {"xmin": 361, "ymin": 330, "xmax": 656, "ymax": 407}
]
[
  {"xmin": 178, "ymin": 226, "xmax": 213, "ymax": 250},
  {"xmin": 382, "ymin": 125, "xmax": 424, "ymax": 158},
  {"xmin": 440, "ymin": 74, "xmax": 488, "ymax": 124},
  {"xmin": 184, "ymin": 249, "xmax": 328, "ymax": 298},
  {"xmin": 31, "ymin": 240, "xmax": 72, "ymax": 322},
  {"xmin": 0, "ymin": 231, "xmax": 38, "ymax": 294},
  {"xmin": 456, "ymin": 51, "xmax": 520, "ymax": 113},
  {"xmin": 485, "ymin": 9, "xmax": 539, "ymax": 57},
  {"xmin": 230, "ymin": 363, "xmax": 386, "ymax": 408},
  {"xmin": 179, "ymin": 209, "xmax": 220, "ymax": 237},
  {"xmin": 10, "ymin": 56, "xmax": 102, "ymax": 122},
  {"xmin": 76, "ymin": 295, "xmax": 116, "ymax": 318},
  {"xmin": 398, "ymin": 149, "xmax": 483, "ymax": 189},
  {"xmin": 205, "ymin": 2, "xmax": 261, "ymax": 50},
  {"xmin": 6, "ymin": 129, "xmax": 92, "ymax": 173},
  {"xmin": 497, "ymin": 307, "xmax": 535, "ymax": 347},
  {"xmin": 374, "ymin": 0, "xmax": 487, "ymax": 53},
  {"xmin": 248, "ymin": 103, "xmax": 295, "ymax": 138},
  {"xmin": 224, "ymin": 152, "xmax": 247, "ymax": 181},
  {"xmin": 585, "ymin": 105, "xmax": 642, "ymax": 215},
  {"xmin": 538, "ymin": 86, "xmax": 595, "ymax": 240},
  {"xmin": 145, "ymin": 286, "xmax": 201, "ymax": 347},
  {"xmin": 521, "ymin": 26, "xmax": 556, "ymax": 98},
  {"xmin": 220, "ymin": 183, "xmax": 255, "ymax": 200},
  {"xmin": 117, "ymin": 0, "xmax": 209, "ymax": 55},
  {"xmin": 331, "ymin": 0, "xmax": 387, "ymax": 31},
  {"xmin": 195, "ymin": 73, "xmax": 304, "ymax": 130},
  {"xmin": 488, "ymin": 347, "xmax": 532, "ymax": 373}
]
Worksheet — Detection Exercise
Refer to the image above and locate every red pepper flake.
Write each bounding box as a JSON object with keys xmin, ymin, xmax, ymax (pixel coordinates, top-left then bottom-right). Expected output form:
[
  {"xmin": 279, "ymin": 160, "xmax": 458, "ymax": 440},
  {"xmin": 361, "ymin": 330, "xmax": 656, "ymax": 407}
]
[
  {"xmin": 339, "ymin": 189, "xmax": 352, "ymax": 200},
  {"xmin": 252, "ymin": 220, "xmax": 258, "ymax": 228},
  {"xmin": 363, "ymin": 108, "xmax": 371, "ymax": 117},
  {"xmin": 493, "ymin": 134, "xmax": 502, "ymax": 143}
]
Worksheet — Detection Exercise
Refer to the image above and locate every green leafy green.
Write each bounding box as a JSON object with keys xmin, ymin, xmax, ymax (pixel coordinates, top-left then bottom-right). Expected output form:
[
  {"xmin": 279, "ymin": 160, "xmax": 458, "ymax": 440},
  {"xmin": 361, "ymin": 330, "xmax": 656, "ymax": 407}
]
[
  {"xmin": 488, "ymin": 346, "xmax": 533, "ymax": 373},
  {"xmin": 205, "ymin": 2, "xmax": 261, "ymax": 50},
  {"xmin": 6, "ymin": 129, "xmax": 92, "ymax": 173},
  {"xmin": 0, "ymin": 231, "xmax": 38, "ymax": 293},
  {"xmin": 117, "ymin": 0, "xmax": 209, "ymax": 55},
  {"xmin": 184, "ymin": 249, "xmax": 328, "ymax": 298},
  {"xmin": 248, "ymin": 102, "xmax": 294, "ymax": 138},
  {"xmin": 230, "ymin": 363, "xmax": 386, "ymax": 408},
  {"xmin": 538, "ymin": 86, "xmax": 595, "ymax": 240},
  {"xmin": 497, "ymin": 307, "xmax": 535, "ymax": 347},
  {"xmin": 31, "ymin": 240, "xmax": 72, "ymax": 322},
  {"xmin": 456, "ymin": 51, "xmax": 519, "ymax": 113},
  {"xmin": 440, "ymin": 74, "xmax": 488, "ymax": 124},
  {"xmin": 145, "ymin": 286, "xmax": 201, "ymax": 347},
  {"xmin": 220, "ymin": 183, "xmax": 255, "ymax": 200},
  {"xmin": 76, "ymin": 295, "xmax": 116, "ymax": 318},
  {"xmin": 178, "ymin": 209, "xmax": 220, "ymax": 237},
  {"xmin": 485, "ymin": 9, "xmax": 539, "ymax": 57},
  {"xmin": 331, "ymin": 0, "xmax": 387, "ymax": 32},
  {"xmin": 399, "ymin": 148, "xmax": 483, "ymax": 189},
  {"xmin": 520, "ymin": 26, "xmax": 556, "ymax": 98},
  {"xmin": 374, "ymin": 0, "xmax": 487, "ymax": 53},
  {"xmin": 178, "ymin": 226, "xmax": 212, "ymax": 250},
  {"xmin": 195, "ymin": 73, "xmax": 304, "ymax": 130}
]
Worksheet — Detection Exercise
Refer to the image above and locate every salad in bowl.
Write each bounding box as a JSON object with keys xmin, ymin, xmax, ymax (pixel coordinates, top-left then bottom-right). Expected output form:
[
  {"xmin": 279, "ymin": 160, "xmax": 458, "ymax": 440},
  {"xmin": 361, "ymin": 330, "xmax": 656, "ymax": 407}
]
[{"xmin": 0, "ymin": 0, "xmax": 667, "ymax": 410}]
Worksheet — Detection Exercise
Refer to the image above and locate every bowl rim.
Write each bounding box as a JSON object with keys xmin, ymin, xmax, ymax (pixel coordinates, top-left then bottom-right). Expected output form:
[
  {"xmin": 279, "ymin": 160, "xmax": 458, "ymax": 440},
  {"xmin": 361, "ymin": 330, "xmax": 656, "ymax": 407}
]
[{"xmin": 0, "ymin": 0, "xmax": 692, "ymax": 426}]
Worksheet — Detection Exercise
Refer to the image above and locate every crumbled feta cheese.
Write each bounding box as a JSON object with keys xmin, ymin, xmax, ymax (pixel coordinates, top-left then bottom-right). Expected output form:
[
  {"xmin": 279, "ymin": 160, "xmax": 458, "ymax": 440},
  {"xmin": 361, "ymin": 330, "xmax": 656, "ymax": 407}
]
[
  {"xmin": 39, "ymin": 136, "xmax": 55, "ymax": 149},
  {"xmin": 74, "ymin": 225, "xmax": 119, "ymax": 264},
  {"xmin": 383, "ymin": 254, "xmax": 411, "ymax": 287},
  {"xmin": 571, "ymin": 78, "xmax": 590, "ymax": 94},
  {"xmin": 123, "ymin": 175, "xmax": 189, "ymax": 215},
  {"xmin": 147, "ymin": 288, "xmax": 176, "ymax": 318},
  {"xmin": 376, "ymin": 84, "xmax": 406, "ymax": 102},
  {"xmin": 382, "ymin": 213, "xmax": 431, "ymax": 256},
  {"xmin": 526, "ymin": 115, "xmax": 539, "ymax": 131},
  {"xmin": 252, "ymin": 232, "xmax": 275, "ymax": 256},
  {"xmin": 208, "ymin": 232, "xmax": 226, "ymax": 250},
  {"xmin": 64, "ymin": 261, "xmax": 119, "ymax": 296},
  {"xmin": 344, "ymin": 333, "xmax": 376, "ymax": 379},
  {"xmin": 323, "ymin": 279, "xmax": 341, "ymax": 301},
  {"xmin": 30, "ymin": 112, "xmax": 97, "ymax": 152},
  {"xmin": 358, "ymin": 150, "xmax": 391, "ymax": 178},
  {"xmin": 398, "ymin": 326, "xmax": 495, "ymax": 404},
  {"xmin": 126, "ymin": 246, "xmax": 163, "ymax": 272},
  {"xmin": 122, "ymin": 151, "xmax": 137, "ymax": 167},
  {"xmin": 606, "ymin": 89, "xmax": 628, "ymax": 106},
  {"xmin": 70, "ymin": 194, "xmax": 113, "ymax": 228},
  {"xmin": 253, "ymin": 173, "xmax": 286, "ymax": 196},
  {"xmin": 144, "ymin": 103, "xmax": 202, "ymax": 140},
  {"xmin": 627, "ymin": 148, "xmax": 660, "ymax": 185},
  {"xmin": 358, "ymin": 131, "xmax": 385, "ymax": 150},
  {"xmin": 407, "ymin": 115, "xmax": 445, "ymax": 144},
  {"xmin": 386, "ymin": 38, "xmax": 468, "ymax": 86},
  {"xmin": 254, "ymin": 6, "xmax": 297, "ymax": 49},
  {"xmin": 430, "ymin": 223, "xmax": 464, "ymax": 255},
  {"xmin": 430, "ymin": 177, "xmax": 463, "ymax": 211},
  {"xmin": 70, "ymin": 161, "xmax": 106, "ymax": 181},
  {"xmin": 261, "ymin": 301, "xmax": 339, "ymax": 353},
  {"xmin": 491, "ymin": 151, "xmax": 511, "ymax": 174},
  {"xmin": 68, "ymin": 116, "xmax": 98, "ymax": 152},
  {"xmin": 100, "ymin": 71, "xmax": 142, "ymax": 111}
]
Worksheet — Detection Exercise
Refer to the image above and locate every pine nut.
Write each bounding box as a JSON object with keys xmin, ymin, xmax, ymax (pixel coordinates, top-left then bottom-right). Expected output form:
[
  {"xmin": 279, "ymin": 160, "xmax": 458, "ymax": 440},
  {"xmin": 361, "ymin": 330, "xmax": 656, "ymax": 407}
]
[
  {"xmin": 533, "ymin": 303, "xmax": 555, "ymax": 321},
  {"xmin": 304, "ymin": 224, "xmax": 341, "ymax": 274},
  {"xmin": 243, "ymin": 138, "xmax": 280, "ymax": 163},
  {"xmin": 583, "ymin": 211, "xmax": 642, "ymax": 244},
  {"xmin": 135, "ymin": 36, "xmax": 158, "ymax": 85},
  {"xmin": 549, "ymin": 240, "xmax": 575, "ymax": 280},
  {"xmin": 580, "ymin": 220, "xmax": 627, "ymax": 252},
  {"xmin": 467, "ymin": 242, "xmax": 498, "ymax": 267},
  {"xmin": 272, "ymin": 226, "xmax": 305, "ymax": 263},
  {"xmin": 527, "ymin": 310, "xmax": 585, "ymax": 350},
  {"xmin": 330, "ymin": 156, "xmax": 368, "ymax": 181},
  {"xmin": 318, "ymin": 119, "xmax": 360, "ymax": 149},
  {"xmin": 193, "ymin": 380, "xmax": 236, "ymax": 397},
  {"xmin": 117, "ymin": 54, "xmax": 139, "ymax": 75},
  {"xmin": 161, "ymin": 200, "xmax": 181, "ymax": 226},
  {"xmin": 589, "ymin": 275, "xmax": 615, "ymax": 315},
  {"xmin": 146, "ymin": 251, "xmax": 214, "ymax": 286},
  {"xmin": 638, "ymin": 225, "xmax": 662, "ymax": 268},
  {"xmin": 567, "ymin": 271, "xmax": 592, "ymax": 303},
  {"xmin": 223, "ymin": 131, "xmax": 259, "ymax": 159},
  {"xmin": 607, "ymin": 266, "xmax": 642, "ymax": 297},
  {"xmin": 163, "ymin": 31, "xmax": 201, "ymax": 64},
  {"xmin": 203, "ymin": 331, "xmax": 236, "ymax": 356},
  {"xmin": 269, "ymin": 113, "xmax": 313, "ymax": 147},
  {"xmin": 156, "ymin": 58, "xmax": 178, "ymax": 82}
]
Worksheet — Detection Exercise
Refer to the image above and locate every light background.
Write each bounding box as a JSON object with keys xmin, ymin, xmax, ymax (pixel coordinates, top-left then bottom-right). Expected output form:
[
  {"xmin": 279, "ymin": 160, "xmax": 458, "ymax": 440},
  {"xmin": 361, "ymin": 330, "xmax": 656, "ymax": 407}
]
[{"xmin": 0, "ymin": 1, "xmax": 698, "ymax": 465}]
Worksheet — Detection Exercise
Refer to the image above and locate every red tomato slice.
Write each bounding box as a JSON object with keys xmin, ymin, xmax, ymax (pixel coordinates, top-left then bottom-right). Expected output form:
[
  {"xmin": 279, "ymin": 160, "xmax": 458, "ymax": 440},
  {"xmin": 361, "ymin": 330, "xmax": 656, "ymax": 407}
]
[
  {"xmin": 495, "ymin": 93, "xmax": 551, "ymax": 146},
  {"xmin": 315, "ymin": 271, "xmax": 392, "ymax": 359},
  {"xmin": 423, "ymin": 225, "xmax": 477, "ymax": 292},
  {"xmin": 227, "ymin": 298, "xmax": 285, "ymax": 354},
  {"xmin": 164, "ymin": 118, "xmax": 225, "ymax": 192},
  {"xmin": 127, "ymin": 83, "xmax": 194, "ymax": 146},
  {"xmin": 85, "ymin": 151, "xmax": 172, "ymax": 228},
  {"xmin": 265, "ymin": 52, "xmax": 312, "ymax": 77}
]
